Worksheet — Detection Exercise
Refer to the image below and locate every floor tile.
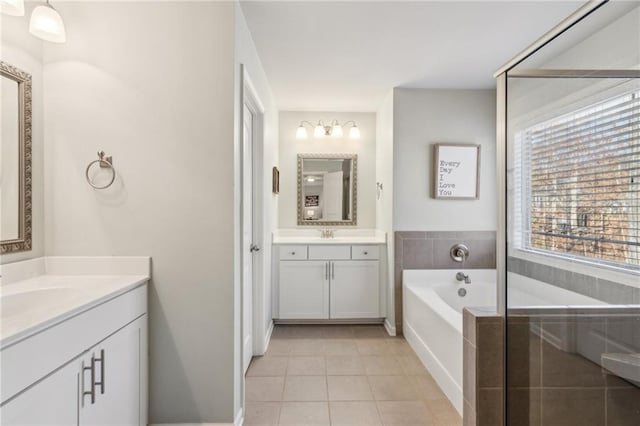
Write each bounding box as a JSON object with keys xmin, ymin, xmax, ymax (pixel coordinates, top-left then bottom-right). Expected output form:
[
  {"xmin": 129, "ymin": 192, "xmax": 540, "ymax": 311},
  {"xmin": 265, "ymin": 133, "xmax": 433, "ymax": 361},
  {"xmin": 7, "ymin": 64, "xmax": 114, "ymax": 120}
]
[
  {"xmin": 329, "ymin": 401, "xmax": 382, "ymax": 426},
  {"xmin": 426, "ymin": 399, "xmax": 461, "ymax": 425},
  {"xmin": 283, "ymin": 376, "xmax": 328, "ymax": 401},
  {"xmin": 324, "ymin": 339, "xmax": 359, "ymax": 355},
  {"xmin": 410, "ymin": 375, "xmax": 447, "ymax": 400},
  {"xmin": 369, "ymin": 376, "xmax": 419, "ymax": 401},
  {"xmin": 326, "ymin": 356, "xmax": 366, "ymax": 376},
  {"xmin": 385, "ymin": 339, "xmax": 415, "ymax": 356},
  {"xmin": 287, "ymin": 356, "xmax": 326, "ymax": 376},
  {"xmin": 377, "ymin": 400, "xmax": 434, "ymax": 425},
  {"xmin": 352, "ymin": 326, "xmax": 387, "ymax": 339},
  {"xmin": 247, "ymin": 356, "xmax": 289, "ymax": 377},
  {"xmin": 323, "ymin": 326, "xmax": 355, "ymax": 338},
  {"xmin": 289, "ymin": 338, "xmax": 326, "ymax": 355},
  {"xmin": 278, "ymin": 402, "xmax": 330, "ymax": 426},
  {"xmin": 357, "ymin": 339, "xmax": 392, "ymax": 355},
  {"xmin": 328, "ymin": 376, "xmax": 374, "ymax": 401},
  {"xmin": 265, "ymin": 339, "xmax": 292, "ymax": 356},
  {"xmin": 397, "ymin": 355, "xmax": 429, "ymax": 376},
  {"xmin": 244, "ymin": 402, "xmax": 281, "ymax": 425},
  {"xmin": 246, "ymin": 376, "xmax": 285, "ymax": 402},
  {"xmin": 362, "ymin": 356, "xmax": 404, "ymax": 375}
]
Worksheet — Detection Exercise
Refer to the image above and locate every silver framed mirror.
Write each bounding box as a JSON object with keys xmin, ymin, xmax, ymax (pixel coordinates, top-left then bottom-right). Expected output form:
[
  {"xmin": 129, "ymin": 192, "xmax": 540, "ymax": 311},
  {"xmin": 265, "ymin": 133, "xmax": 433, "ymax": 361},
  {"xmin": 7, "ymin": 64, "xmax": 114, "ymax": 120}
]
[
  {"xmin": 1, "ymin": 61, "xmax": 32, "ymax": 254},
  {"xmin": 297, "ymin": 153, "xmax": 357, "ymax": 226}
]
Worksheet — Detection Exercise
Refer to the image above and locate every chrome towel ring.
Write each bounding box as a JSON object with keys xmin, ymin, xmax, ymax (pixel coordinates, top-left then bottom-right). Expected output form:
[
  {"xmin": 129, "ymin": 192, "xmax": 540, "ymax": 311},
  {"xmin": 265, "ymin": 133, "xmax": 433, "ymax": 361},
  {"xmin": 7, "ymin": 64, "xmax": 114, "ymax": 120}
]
[{"xmin": 86, "ymin": 151, "xmax": 115, "ymax": 189}]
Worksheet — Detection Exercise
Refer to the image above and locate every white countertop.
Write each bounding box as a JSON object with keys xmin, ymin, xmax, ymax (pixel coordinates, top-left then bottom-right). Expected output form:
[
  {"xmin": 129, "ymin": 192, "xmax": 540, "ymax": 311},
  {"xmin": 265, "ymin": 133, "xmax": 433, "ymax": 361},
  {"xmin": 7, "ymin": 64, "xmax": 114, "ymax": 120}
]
[
  {"xmin": 273, "ymin": 229, "xmax": 386, "ymax": 245},
  {"xmin": 0, "ymin": 257, "xmax": 150, "ymax": 348}
]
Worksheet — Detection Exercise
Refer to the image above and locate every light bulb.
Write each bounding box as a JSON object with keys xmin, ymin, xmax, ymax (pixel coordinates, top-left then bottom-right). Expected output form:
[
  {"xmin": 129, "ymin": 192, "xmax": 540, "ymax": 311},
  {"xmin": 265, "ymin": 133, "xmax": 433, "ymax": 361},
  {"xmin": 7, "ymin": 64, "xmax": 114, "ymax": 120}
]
[
  {"xmin": 0, "ymin": 0, "xmax": 24, "ymax": 16},
  {"xmin": 349, "ymin": 125, "xmax": 361, "ymax": 139},
  {"xmin": 29, "ymin": 2, "xmax": 66, "ymax": 43},
  {"xmin": 332, "ymin": 123, "xmax": 343, "ymax": 138},
  {"xmin": 296, "ymin": 125, "xmax": 308, "ymax": 140},
  {"xmin": 307, "ymin": 177, "xmax": 315, "ymax": 182},
  {"xmin": 314, "ymin": 124, "xmax": 325, "ymax": 138}
]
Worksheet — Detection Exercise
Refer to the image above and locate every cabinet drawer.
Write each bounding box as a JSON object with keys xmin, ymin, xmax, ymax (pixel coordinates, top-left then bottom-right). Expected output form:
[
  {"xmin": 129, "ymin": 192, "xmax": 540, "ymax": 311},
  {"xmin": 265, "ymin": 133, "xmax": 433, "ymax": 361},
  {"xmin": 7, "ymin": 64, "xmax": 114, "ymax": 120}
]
[
  {"xmin": 308, "ymin": 245, "xmax": 351, "ymax": 260},
  {"xmin": 351, "ymin": 245, "xmax": 380, "ymax": 260},
  {"xmin": 279, "ymin": 245, "xmax": 308, "ymax": 260}
]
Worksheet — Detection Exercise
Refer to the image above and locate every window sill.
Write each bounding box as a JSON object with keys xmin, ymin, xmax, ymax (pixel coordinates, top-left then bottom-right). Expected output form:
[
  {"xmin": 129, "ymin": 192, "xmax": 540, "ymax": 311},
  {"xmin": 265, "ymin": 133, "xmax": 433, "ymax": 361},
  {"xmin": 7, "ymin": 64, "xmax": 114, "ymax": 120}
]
[{"xmin": 509, "ymin": 247, "xmax": 640, "ymax": 288}]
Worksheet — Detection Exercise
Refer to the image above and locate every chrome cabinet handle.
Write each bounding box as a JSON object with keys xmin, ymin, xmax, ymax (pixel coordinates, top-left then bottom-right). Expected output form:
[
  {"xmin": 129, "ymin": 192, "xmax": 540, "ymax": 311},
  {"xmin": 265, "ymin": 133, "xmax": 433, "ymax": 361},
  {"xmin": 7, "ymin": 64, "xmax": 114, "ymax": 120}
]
[
  {"xmin": 331, "ymin": 262, "xmax": 335, "ymax": 279},
  {"xmin": 82, "ymin": 357, "xmax": 96, "ymax": 405},
  {"xmin": 325, "ymin": 262, "xmax": 329, "ymax": 280},
  {"xmin": 94, "ymin": 349, "xmax": 105, "ymax": 394}
]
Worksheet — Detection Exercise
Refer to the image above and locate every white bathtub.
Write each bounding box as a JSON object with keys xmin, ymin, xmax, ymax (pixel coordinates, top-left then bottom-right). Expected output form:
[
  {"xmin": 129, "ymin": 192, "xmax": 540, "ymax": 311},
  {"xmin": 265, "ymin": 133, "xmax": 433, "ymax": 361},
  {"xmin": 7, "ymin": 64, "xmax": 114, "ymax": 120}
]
[
  {"xmin": 403, "ymin": 269, "xmax": 611, "ymax": 415},
  {"xmin": 402, "ymin": 269, "xmax": 497, "ymax": 415}
]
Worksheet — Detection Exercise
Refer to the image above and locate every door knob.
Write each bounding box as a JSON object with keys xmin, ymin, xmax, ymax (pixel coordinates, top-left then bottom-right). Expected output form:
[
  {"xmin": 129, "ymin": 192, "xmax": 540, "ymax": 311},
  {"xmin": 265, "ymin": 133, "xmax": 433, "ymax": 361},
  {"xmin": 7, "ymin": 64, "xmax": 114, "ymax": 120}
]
[{"xmin": 250, "ymin": 244, "xmax": 260, "ymax": 253}]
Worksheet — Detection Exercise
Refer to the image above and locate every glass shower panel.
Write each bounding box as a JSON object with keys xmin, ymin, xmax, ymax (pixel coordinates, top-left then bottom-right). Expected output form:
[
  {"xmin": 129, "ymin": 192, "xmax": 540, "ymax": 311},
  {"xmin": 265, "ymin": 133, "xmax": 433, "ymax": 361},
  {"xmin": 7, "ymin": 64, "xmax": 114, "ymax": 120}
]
[{"xmin": 505, "ymin": 2, "xmax": 640, "ymax": 425}]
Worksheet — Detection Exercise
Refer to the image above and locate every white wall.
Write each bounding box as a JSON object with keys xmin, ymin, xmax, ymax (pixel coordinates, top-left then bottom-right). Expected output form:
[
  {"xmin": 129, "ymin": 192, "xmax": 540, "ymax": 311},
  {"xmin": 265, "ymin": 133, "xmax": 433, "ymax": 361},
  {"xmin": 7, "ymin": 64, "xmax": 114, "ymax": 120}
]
[
  {"xmin": 393, "ymin": 88, "xmax": 496, "ymax": 231},
  {"xmin": 42, "ymin": 2, "xmax": 237, "ymax": 423},
  {"xmin": 1, "ymin": 10, "xmax": 44, "ymax": 264},
  {"xmin": 278, "ymin": 111, "xmax": 376, "ymax": 228},
  {"xmin": 234, "ymin": 4, "xmax": 279, "ymax": 419},
  {"xmin": 375, "ymin": 90, "xmax": 395, "ymax": 331}
]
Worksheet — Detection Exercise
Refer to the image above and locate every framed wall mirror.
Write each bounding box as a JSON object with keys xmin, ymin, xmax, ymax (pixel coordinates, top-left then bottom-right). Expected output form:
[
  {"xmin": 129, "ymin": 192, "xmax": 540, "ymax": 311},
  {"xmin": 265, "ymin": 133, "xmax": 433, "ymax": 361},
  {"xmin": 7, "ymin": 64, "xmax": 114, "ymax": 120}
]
[
  {"xmin": 1, "ymin": 61, "xmax": 32, "ymax": 254},
  {"xmin": 297, "ymin": 154, "xmax": 357, "ymax": 226}
]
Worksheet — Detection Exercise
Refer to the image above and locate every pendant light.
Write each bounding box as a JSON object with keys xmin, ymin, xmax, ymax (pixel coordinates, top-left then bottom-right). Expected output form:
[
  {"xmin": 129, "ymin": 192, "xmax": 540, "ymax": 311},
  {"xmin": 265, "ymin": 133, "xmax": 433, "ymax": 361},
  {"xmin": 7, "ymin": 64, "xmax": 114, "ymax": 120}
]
[
  {"xmin": 29, "ymin": 0, "xmax": 66, "ymax": 43},
  {"xmin": 0, "ymin": 0, "xmax": 24, "ymax": 16}
]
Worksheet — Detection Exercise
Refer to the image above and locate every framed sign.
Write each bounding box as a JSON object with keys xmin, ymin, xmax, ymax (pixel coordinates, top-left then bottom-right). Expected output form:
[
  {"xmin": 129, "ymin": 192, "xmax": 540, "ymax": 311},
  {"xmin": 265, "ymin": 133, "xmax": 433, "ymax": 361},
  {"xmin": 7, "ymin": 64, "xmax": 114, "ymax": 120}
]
[
  {"xmin": 305, "ymin": 195, "xmax": 319, "ymax": 207},
  {"xmin": 433, "ymin": 143, "xmax": 480, "ymax": 199}
]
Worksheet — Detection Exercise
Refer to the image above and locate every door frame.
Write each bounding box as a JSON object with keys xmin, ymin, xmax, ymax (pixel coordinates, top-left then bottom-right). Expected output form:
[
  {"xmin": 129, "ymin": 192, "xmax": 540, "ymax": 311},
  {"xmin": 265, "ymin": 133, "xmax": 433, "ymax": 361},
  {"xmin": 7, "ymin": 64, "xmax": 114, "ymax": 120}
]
[{"xmin": 240, "ymin": 66, "xmax": 266, "ymax": 369}]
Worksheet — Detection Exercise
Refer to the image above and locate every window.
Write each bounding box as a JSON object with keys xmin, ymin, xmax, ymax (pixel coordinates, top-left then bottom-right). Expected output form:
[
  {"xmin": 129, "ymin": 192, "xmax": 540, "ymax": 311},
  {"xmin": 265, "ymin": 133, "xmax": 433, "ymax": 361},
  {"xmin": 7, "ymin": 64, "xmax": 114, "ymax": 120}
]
[{"xmin": 517, "ymin": 90, "xmax": 640, "ymax": 270}]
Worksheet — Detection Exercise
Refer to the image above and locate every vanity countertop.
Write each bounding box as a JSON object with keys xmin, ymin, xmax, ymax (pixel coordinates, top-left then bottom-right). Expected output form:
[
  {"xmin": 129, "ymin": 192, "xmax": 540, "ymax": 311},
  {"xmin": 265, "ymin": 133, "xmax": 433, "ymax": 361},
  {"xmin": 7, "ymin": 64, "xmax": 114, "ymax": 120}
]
[
  {"xmin": 272, "ymin": 229, "xmax": 386, "ymax": 245},
  {"xmin": 0, "ymin": 257, "xmax": 150, "ymax": 348}
]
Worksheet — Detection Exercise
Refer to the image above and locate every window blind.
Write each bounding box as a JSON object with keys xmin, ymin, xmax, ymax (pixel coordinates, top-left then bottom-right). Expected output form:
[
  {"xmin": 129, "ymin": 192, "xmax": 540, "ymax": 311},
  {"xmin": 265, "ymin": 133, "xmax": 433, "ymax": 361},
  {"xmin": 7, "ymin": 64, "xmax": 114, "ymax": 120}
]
[{"xmin": 520, "ymin": 89, "xmax": 640, "ymax": 269}]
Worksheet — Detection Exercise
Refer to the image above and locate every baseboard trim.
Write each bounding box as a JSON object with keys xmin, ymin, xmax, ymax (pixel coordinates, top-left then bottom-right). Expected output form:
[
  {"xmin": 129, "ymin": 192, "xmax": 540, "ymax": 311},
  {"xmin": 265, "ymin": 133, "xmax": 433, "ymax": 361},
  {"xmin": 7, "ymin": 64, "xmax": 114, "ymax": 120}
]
[
  {"xmin": 384, "ymin": 318, "xmax": 397, "ymax": 336},
  {"xmin": 235, "ymin": 407, "xmax": 244, "ymax": 426},
  {"xmin": 263, "ymin": 319, "xmax": 274, "ymax": 353}
]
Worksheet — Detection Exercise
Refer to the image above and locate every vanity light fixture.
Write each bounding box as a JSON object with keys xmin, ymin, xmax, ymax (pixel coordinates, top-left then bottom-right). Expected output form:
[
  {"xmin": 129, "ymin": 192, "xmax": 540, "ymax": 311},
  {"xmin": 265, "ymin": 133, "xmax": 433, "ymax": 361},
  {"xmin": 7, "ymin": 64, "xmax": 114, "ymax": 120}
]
[
  {"xmin": 296, "ymin": 120, "xmax": 360, "ymax": 140},
  {"xmin": 0, "ymin": 0, "xmax": 24, "ymax": 16},
  {"xmin": 29, "ymin": 0, "xmax": 66, "ymax": 43}
]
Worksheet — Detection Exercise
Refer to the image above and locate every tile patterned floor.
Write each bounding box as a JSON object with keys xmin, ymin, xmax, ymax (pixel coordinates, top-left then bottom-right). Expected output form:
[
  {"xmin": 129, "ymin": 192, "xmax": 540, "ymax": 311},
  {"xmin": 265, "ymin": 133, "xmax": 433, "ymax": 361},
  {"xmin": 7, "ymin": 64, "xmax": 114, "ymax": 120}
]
[{"xmin": 245, "ymin": 325, "xmax": 462, "ymax": 426}]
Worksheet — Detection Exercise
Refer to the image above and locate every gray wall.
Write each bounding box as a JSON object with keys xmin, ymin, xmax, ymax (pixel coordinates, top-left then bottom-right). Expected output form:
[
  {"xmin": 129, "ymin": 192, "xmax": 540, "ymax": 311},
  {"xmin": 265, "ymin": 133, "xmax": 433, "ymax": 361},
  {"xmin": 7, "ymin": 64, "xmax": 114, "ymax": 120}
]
[
  {"xmin": 42, "ymin": 2, "xmax": 237, "ymax": 422},
  {"xmin": 393, "ymin": 88, "xmax": 496, "ymax": 231}
]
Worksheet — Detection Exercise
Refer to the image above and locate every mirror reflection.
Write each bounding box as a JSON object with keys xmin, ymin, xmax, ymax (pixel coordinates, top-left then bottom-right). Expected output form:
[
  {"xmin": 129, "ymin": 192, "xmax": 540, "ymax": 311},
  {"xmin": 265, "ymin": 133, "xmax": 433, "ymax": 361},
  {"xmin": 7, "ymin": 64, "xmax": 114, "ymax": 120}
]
[
  {"xmin": 298, "ymin": 154, "xmax": 357, "ymax": 225},
  {"xmin": 0, "ymin": 61, "xmax": 32, "ymax": 254},
  {"xmin": 1, "ymin": 75, "xmax": 20, "ymax": 241}
]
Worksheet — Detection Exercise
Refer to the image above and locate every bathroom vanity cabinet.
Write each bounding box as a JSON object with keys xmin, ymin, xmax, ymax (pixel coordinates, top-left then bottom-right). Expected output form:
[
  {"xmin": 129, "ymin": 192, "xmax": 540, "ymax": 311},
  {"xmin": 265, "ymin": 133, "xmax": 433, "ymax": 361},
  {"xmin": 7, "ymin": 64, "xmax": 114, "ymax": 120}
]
[
  {"xmin": 276, "ymin": 244, "xmax": 382, "ymax": 320},
  {"xmin": 0, "ymin": 284, "xmax": 148, "ymax": 426}
]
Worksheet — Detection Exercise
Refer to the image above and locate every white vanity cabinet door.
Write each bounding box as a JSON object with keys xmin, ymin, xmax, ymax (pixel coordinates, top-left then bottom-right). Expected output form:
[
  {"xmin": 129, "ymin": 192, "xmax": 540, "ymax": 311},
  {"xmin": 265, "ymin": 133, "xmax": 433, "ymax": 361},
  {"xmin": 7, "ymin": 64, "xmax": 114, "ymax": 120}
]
[
  {"xmin": 80, "ymin": 316, "xmax": 145, "ymax": 426},
  {"xmin": 330, "ymin": 261, "xmax": 380, "ymax": 319},
  {"xmin": 279, "ymin": 261, "xmax": 329, "ymax": 319},
  {"xmin": 0, "ymin": 359, "xmax": 79, "ymax": 426}
]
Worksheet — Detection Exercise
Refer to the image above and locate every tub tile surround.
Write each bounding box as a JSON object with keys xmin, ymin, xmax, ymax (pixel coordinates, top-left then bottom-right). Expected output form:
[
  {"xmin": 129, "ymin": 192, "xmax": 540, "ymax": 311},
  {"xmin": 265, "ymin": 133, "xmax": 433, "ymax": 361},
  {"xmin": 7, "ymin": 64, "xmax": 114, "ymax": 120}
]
[
  {"xmin": 506, "ymin": 308, "xmax": 640, "ymax": 426},
  {"xmin": 462, "ymin": 308, "xmax": 504, "ymax": 426},
  {"xmin": 394, "ymin": 231, "xmax": 496, "ymax": 333},
  {"xmin": 245, "ymin": 324, "xmax": 462, "ymax": 426},
  {"xmin": 507, "ymin": 256, "xmax": 640, "ymax": 305}
]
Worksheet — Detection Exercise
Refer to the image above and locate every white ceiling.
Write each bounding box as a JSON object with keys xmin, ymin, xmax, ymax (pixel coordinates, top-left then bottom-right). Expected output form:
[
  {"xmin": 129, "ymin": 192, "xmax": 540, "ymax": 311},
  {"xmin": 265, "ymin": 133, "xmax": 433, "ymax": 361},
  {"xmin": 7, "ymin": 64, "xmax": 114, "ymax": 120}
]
[{"xmin": 240, "ymin": 1, "xmax": 585, "ymax": 111}]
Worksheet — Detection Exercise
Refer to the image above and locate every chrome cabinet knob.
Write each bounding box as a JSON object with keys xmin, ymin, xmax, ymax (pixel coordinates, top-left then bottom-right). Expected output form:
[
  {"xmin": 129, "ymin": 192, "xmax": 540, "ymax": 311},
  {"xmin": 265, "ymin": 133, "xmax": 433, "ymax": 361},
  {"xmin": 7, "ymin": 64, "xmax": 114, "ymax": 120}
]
[{"xmin": 364, "ymin": 251, "xmax": 368, "ymax": 255}]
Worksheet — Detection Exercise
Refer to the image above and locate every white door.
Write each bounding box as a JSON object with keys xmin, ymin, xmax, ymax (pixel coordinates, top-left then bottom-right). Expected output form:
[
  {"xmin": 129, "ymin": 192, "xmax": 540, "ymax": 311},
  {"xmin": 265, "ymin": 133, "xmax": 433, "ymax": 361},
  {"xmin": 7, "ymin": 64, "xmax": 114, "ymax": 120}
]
[
  {"xmin": 0, "ymin": 359, "xmax": 79, "ymax": 425},
  {"xmin": 330, "ymin": 261, "xmax": 380, "ymax": 319},
  {"xmin": 279, "ymin": 261, "xmax": 329, "ymax": 319},
  {"xmin": 242, "ymin": 103, "xmax": 256, "ymax": 374},
  {"xmin": 323, "ymin": 171, "xmax": 343, "ymax": 221},
  {"xmin": 79, "ymin": 318, "xmax": 142, "ymax": 426}
]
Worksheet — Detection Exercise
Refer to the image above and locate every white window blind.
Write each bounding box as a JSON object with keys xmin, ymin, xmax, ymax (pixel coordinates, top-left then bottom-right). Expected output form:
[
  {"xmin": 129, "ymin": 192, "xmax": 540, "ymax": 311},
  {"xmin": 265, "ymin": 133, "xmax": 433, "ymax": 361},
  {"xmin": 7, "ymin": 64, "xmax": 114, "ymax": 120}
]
[{"xmin": 519, "ymin": 89, "xmax": 640, "ymax": 270}]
